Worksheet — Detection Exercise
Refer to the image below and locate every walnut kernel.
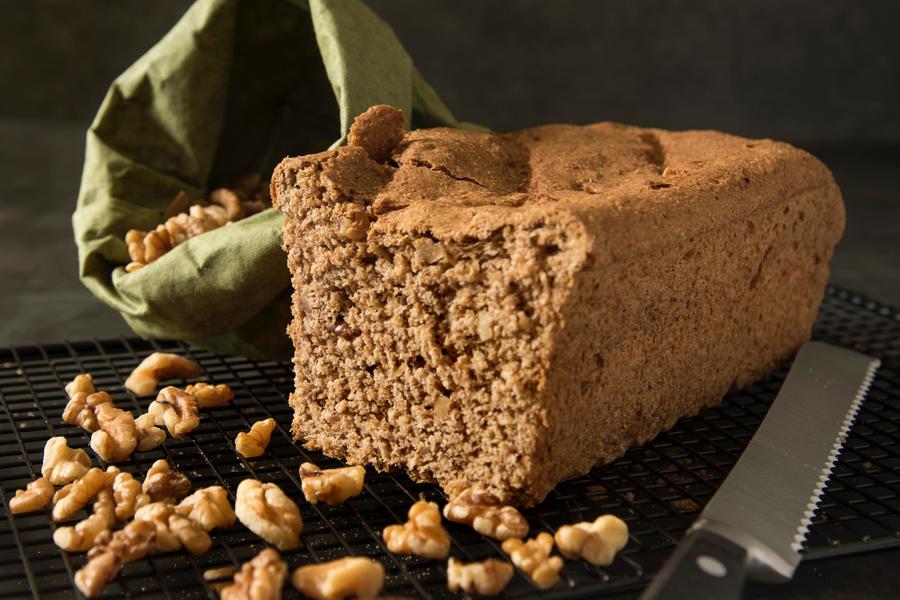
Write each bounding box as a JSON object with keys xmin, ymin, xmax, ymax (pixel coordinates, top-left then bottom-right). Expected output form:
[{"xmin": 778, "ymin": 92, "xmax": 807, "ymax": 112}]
[
  {"xmin": 234, "ymin": 479, "xmax": 302, "ymax": 550},
  {"xmin": 142, "ymin": 459, "xmax": 191, "ymax": 503},
  {"xmin": 125, "ymin": 353, "xmax": 201, "ymax": 397},
  {"xmin": 9, "ymin": 476, "xmax": 53, "ymax": 514},
  {"xmin": 134, "ymin": 501, "xmax": 211, "ymax": 554},
  {"xmin": 41, "ymin": 437, "xmax": 91, "ymax": 485},
  {"xmin": 235, "ymin": 417, "xmax": 276, "ymax": 458},
  {"xmin": 52, "ymin": 467, "xmax": 112, "ymax": 522},
  {"xmin": 112, "ymin": 471, "xmax": 147, "ymax": 520},
  {"xmin": 292, "ymin": 557, "xmax": 384, "ymax": 600},
  {"xmin": 221, "ymin": 548, "xmax": 287, "ymax": 600},
  {"xmin": 554, "ymin": 514, "xmax": 628, "ymax": 566},
  {"xmin": 447, "ymin": 557, "xmax": 514, "ymax": 596},
  {"xmin": 299, "ymin": 462, "xmax": 365, "ymax": 506},
  {"xmin": 53, "ymin": 488, "xmax": 116, "ymax": 551},
  {"xmin": 63, "ymin": 390, "xmax": 113, "ymax": 432},
  {"xmin": 443, "ymin": 486, "xmax": 529, "ymax": 540},
  {"xmin": 176, "ymin": 486, "xmax": 235, "ymax": 531},
  {"xmin": 501, "ymin": 532, "xmax": 564, "ymax": 590},
  {"xmin": 74, "ymin": 518, "xmax": 156, "ymax": 597},
  {"xmin": 89, "ymin": 403, "xmax": 138, "ymax": 462},
  {"xmin": 184, "ymin": 382, "xmax": 233, "ymax": 408},
  {"xmin": 149, "ymin": 386, "xmax": 200, "ymax": 437},
  {"xmin": 135, "ymin": 412, "xmax": 166, "ymax": 451},
  {"xmin": 383, "ymin": 499, "xmax": 450, "ymax": 559}
]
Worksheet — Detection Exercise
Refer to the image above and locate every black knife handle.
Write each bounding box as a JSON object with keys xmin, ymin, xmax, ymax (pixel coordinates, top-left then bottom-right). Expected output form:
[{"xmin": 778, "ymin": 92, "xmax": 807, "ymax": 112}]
[{"xmin": 640, "ymin": 529, "xmax": 749, "ymax": 600}]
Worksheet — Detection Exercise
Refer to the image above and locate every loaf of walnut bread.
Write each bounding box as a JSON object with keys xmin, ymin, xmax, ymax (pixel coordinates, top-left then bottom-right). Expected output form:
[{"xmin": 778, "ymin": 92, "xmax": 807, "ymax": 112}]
[{"xmin": 271, "ymin": 105, "xmax": 844, "ymax": 506}]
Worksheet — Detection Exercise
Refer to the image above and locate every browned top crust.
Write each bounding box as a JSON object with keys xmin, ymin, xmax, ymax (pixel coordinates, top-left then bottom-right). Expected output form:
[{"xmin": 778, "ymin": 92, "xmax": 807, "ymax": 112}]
[
  {"xmin": 347, "ymin": 104, "xmax": 406, "ymax": 163},
  {"xmin": 274, "ymin": 110, "xmax": 837, "ymax": 267}
]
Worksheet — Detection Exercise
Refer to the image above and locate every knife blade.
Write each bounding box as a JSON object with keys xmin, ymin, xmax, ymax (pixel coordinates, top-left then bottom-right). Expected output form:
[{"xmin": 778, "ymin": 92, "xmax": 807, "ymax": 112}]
[{"xmin": 641, "ymin": 341, "xmax": 881, "ymax": 600}]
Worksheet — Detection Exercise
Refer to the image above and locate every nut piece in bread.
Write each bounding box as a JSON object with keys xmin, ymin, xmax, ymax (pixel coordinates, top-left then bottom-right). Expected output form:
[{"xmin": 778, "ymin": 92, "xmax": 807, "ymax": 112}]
[
  {"xmin": 234, "ymin": 479, "xmax": 302, "ymax": 550},
  {"xmin": 292, "ymin": 557, "xmax": 384, "ymax": 600}
]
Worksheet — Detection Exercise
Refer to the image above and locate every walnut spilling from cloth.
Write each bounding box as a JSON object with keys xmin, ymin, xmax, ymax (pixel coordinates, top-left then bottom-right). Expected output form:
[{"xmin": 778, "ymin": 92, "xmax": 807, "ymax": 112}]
[
  {"xmin": 74, "ymin": 518, "xmax": 156, "ymax": 598},
  {"xmin": 89, "ymin": 403, "xmax": 138, "ymax": 462},
  {"xmin": 501, "ymin": 532, "xmax": 564, "ymax": 590},
  {"xmin": 184, "ymin": 382, "xmax": 233, "ymax": 408},
  {"xmin": 443, "ymin": 486, "xmax": 529, "ymax": 541},
  {"xmin": 52, "ymin": 467, "xmax": 114, "ymax": 522},
  {"xmin": 292, "ymin": 557, "xmax": 385, "ymax": 600},
  {"xmin": 234, "ymin": 479, "xmax": 302, "ymax": 550},
  {"xmin": 383, "ymin": 500, "xmax": 450, "ymax": 559},
  {"xmin": 123, "ymin": 178, "xmax": 270, "ymax": 272},
  {"xmin": 53, "ymin": 488, "xmax": 117, "ymax": 552},
  {"xmin": 125, "ymin": 352, "xmax": 202, "ymax": 397},
  {"xmin": 9, "ymin": 476, "xmax": 53, "ymax": 514},
  {"xmin": 447, "ymin": 557, "xmax": 514, "ymax": 596},
  {"xmin": 554, "ymin": 514, "xmax": 629, "ymax": 566},
  {"xmin": 142, "ymin": 459, "xmax": 191, "ymax": 503},
  {"xmin": 175, "ymin": 486, "xmax": 235, "ymax": 531},
  {"xmin": 42, "ymin": 437, "xmax": 91, "ymax": 485},
  {"xmin": 149, "ymin": 386, "xmax": 200, "ymax": 437},
  {"xmin": 134, "ymin": 501, "xmax": 211, "ymax": 554},
  {"xmin": 220, "ymin": 548, "xmax": 288, "ymax": 600},
  {"xmin": 298, "ymin": 463, "xmax": 366, "ymax": 506},
  {"xmin": 235, "ymin": 418, "xmax": 276, "ymax": 458},
  {"xmin": 112, "ymin": 471, "xmax": 147, "ymax": 520}
]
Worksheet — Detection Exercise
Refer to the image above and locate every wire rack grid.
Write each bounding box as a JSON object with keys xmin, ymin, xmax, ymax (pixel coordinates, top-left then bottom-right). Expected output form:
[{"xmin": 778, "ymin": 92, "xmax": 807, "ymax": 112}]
[{"xmin": 0, "ymin": 285, "xmax": 898, "ymax": 599}]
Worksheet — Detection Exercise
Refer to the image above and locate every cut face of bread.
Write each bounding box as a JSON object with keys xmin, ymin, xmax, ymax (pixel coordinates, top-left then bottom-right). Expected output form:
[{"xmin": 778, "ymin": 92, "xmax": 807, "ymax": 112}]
[{"xmin": 272, "ymin": 106, "xmax": 844, "ymax": 505}]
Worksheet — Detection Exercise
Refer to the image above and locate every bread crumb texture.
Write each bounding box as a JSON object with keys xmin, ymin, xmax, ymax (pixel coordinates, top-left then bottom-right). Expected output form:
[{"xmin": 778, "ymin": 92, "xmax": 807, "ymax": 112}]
[{"xmin": 272, "ymin": 107, "xmax": 844, "ymax": 506}]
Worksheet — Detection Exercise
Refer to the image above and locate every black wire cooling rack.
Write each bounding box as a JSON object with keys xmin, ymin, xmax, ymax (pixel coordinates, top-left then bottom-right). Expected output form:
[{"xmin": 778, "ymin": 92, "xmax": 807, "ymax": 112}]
[{"xmin": 0, "ymin": 285, "xmax": 898, "ymax": 599}]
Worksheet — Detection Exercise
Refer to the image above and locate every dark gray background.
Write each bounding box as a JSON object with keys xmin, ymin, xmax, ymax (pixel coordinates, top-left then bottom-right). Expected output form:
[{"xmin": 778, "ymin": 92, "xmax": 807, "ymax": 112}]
[{"xmin": 0, "ymin": 0, "xmax": 897, "ymax": 335}]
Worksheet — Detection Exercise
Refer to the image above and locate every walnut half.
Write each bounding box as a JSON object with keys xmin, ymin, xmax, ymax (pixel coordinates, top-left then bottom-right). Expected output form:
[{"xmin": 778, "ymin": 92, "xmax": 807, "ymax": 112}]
[
  {"xmin": 53, "ymin": 488, "xmax": 117, "ymax": 552},
  {"xmin": 235, "ymin": 418, "xmax": 276, "ymax": 458},
  {"xmin": 554, "ymin": 514, "xmax": 629, "ymax": 566},
  {"xmin": 221, "ymin": 548, "xmax": 287, "ymax": 600},
  {"xmin": 292, "ymin": 557, "xmax": 384, "ymax": 600},
  {"xmin": 148, "ymin": 386, "xmax": 200, "ymax": 437},
  {"xmin": 447, "ymin": 557, "xmax": 514, "ymax": 596},
  {"xmin": 74, "ymin": 518, "xmax": 156, "ymax": 597},
  {"xmin": 501, "ymin": 532, "xmax": 564, "ymax": 590},
  {"xmin": 125, "ymin": 353, "xmax": 202, "ymax": 397},
  {"xmin": 175, "ymin": 486, "xmax": 235, "ymax": 531},
  {"xmin": 142, "ymin": 459, "xmax": 191, "ymax": 503},
  {"xmin": 299, "ymin": 462, "xmax": 365, "ymax": 506},
  {"xmin": 443, "ymin": 486, "xmax": 529, "ymax": 541},
  {"xmin": 52, "ymin": 467, "xmax": 114, "ymax": 522},
  {"xmin": 234, "ymin": 479, "xmax": 302, "ymax": 550},
  {"xmin": 134, "ymin": 501, "xmax": 212, "ymax": 554},
  {"xmin": 383, "ymin": 500, "xmax": 450, "ymax": 559},
  {"xmin": 89, "ymin": 403, "xmax": 138, "ymax": 462},
  {"xmin": 9, "ymin": 477, "xmax": 53, "ymax": 514},
  {"xmin": 42, "ymin": 437, "xmax": 91, "ymax": 485}
]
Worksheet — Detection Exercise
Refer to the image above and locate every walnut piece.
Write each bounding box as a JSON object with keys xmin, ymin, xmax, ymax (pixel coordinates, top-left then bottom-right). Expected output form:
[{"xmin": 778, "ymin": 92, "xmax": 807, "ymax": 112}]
[
  {"xmin": 89, "ymin": 403, "xmax": 138, "ymax": 462},
  {"xmin": 221, "ymin": 548, "xmax": 288, "ymax": 600},
  {"xmin": 443, "ymin": 486, "xmax": 529, "ymax": 540},
  {"xmin": 53, "ymin": 488, "xmax": 116, "ymax": 551},
  {"xmin": 112, "ymin": 471, "xmax": 147, "ymax": 520},
  {"xmin": 175, "ymin": 485, "xmax": 235, "ymax": 531},
  {"xmin": 52, "ymin": 467, "xmax": 114, "ymax": 521},
  {"xmin": 142, "ymin": 459, "xmax": 191, "ymax": 503},
  {"xmin": 63, "ymin": 390, "xmax": 113, "ymax": 432},
  {"xmin": 9, "ymin": 476, "xmax": 53, "ymax": 514},
  {"xmin": 554, "ymin": 514, "xmax": 629, "ymax": 566},
  {"xmin": 184, "ymin": 382, "xmax": 233, "ymax": 408},
  {"xmin": 203, "ymin": 565, "xmax": 237, "ymax": 581},
  {"xmin": 235, "ymin": 417, "xmax": 276, "ymax": 458},
  {"xmin": 41, "ymin": 437, "xmax": 91, "ymax": 485},
  {"xmin": 125, "ymin": 353, "xmax": 201, "ymax": 397},
  {"xmin": 383, "ymin": 500, "xmax": 450, "ymax": 559},
  {"xmin": 135, "ymin": 412, "xmax": 166, "ymax": 451},
  {"xmin": 299, "ymin": 463, "xmax": 365, "ymax": 506},
  {"xmin": 501, "ymin": 532, "xmax": 564, "ymax": 590},
  {"xmin": 447, "ymin": 557, "xmax": 514, "ymax": 596},
  {"xmin": 134, "ymin": 501, "xmax": 212, "ymax": 554},
  {"xmin": 74, "ymin": 518, "xmax": 156, "ymax": 597},
  {"xmin": 124, "ymin": 203, "xmax": 230, "ymax": 272},
  {"xmin": 149, "ymin": 386, "xmax": 200, "ymax": 437},
  {"xmin": 234, "ymin": 479, "xmax": 302, "ymax": 550},
  {"xmin": 65, "ymin": 373, "xmax": 96, "ymax": 396},
  {"xmin": 292, "ymin": 557, "xmax": 384, "ymax": 600}
]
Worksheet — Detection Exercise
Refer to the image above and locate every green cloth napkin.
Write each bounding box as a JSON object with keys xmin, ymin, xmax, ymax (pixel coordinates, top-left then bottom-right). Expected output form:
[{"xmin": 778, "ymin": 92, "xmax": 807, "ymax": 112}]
[{"xmin": 73, "ymin": 0, "xmax": 468, "ymax": 360}]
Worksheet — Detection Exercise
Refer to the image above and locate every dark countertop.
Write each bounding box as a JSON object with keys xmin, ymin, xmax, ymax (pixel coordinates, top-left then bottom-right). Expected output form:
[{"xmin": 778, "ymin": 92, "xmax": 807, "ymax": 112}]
[{"xmin": 0, "ymin": 117, "xmax": 898, "ymax": 598}]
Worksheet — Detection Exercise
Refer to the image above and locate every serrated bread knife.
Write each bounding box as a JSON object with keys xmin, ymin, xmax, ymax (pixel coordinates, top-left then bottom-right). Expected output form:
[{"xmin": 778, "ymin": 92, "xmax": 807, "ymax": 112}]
[{"xmin": 642, "ymin": 341, "xmax": 881, "ymax": 600}]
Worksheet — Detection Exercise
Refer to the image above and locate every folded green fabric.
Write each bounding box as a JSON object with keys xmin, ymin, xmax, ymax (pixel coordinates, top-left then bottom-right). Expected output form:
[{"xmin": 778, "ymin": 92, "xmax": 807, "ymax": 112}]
[{"xmin": 73, "ymin": 0, "xmax": 470, "ymax": 360}]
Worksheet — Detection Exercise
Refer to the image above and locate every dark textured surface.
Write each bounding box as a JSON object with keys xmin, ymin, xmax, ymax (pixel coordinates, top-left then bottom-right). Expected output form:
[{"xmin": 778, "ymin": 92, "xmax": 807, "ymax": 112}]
[{"xmin": 0, "ymin": 289, "xmax": 898, "ymax": 599}]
